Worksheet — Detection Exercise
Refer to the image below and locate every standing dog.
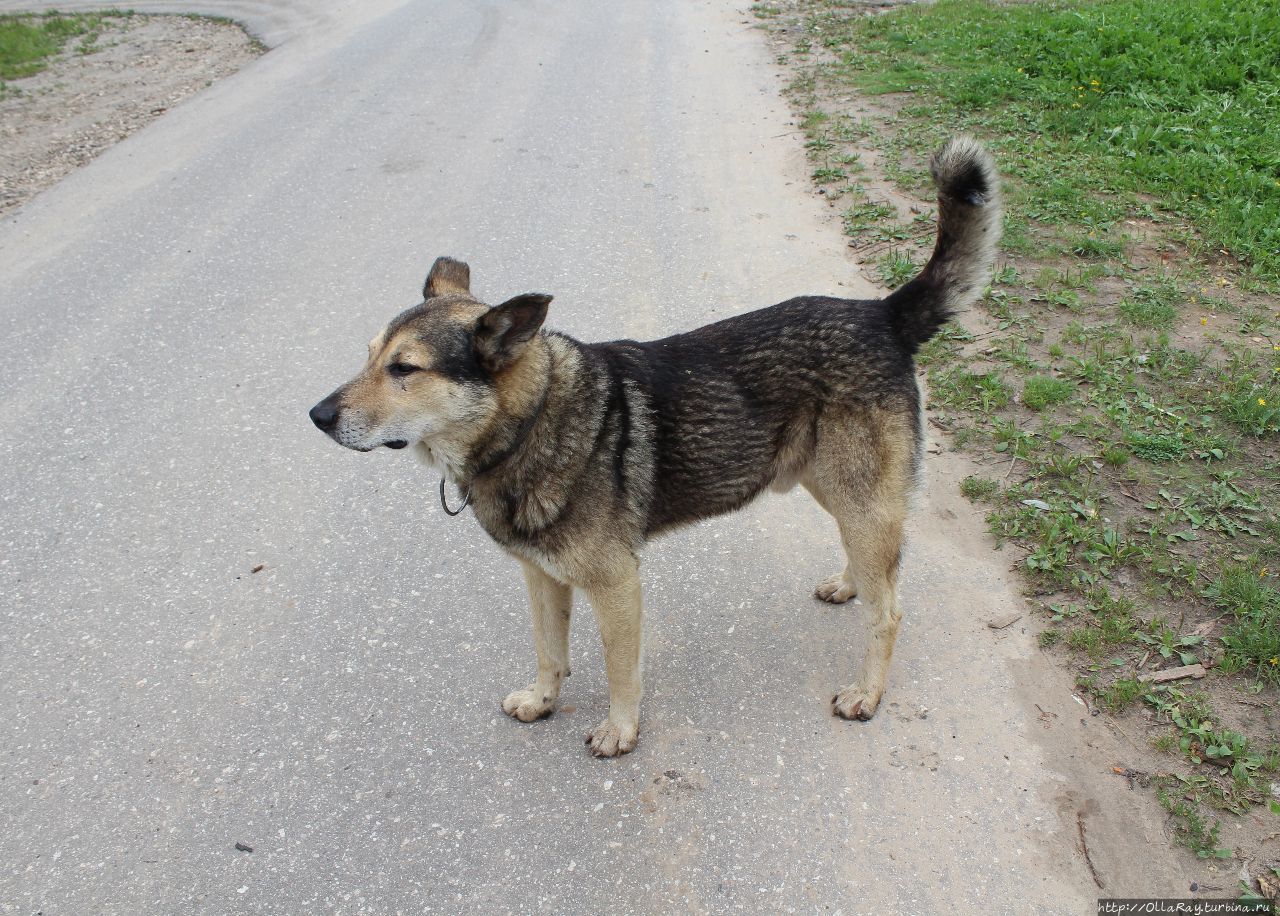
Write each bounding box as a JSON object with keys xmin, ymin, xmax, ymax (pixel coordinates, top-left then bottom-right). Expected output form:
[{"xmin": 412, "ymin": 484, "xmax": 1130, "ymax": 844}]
[{"xmin": 311, "ymin": 137, "xmax": 1000, "ymax": 757}]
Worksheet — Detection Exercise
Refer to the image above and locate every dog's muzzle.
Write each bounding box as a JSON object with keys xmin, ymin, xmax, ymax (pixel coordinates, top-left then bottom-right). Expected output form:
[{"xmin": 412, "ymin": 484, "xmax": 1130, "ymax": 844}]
[{"xmin": 309, "ymin": 394, "xmax": 409, "ymax": 450}]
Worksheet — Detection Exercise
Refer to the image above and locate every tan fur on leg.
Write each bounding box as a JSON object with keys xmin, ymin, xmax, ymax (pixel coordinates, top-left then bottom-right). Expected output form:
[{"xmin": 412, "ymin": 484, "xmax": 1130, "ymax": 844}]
[
  {"xmin": 806, "ymin": 408, "xmax": 913, "ymax": 721},
  {"xmin": 581, "ymin": 564, "xmax": 643, "ymax": 757},
  {"xmin": 502, "ymin": 561, "xmax": 573, "ymax": 722}
]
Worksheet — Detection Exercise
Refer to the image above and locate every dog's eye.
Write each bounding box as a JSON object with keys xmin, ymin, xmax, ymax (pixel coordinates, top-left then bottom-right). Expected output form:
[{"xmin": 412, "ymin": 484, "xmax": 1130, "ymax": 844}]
[{"xmin": 387, "ymin": 362, "xmax": 421, "ymax": 378}]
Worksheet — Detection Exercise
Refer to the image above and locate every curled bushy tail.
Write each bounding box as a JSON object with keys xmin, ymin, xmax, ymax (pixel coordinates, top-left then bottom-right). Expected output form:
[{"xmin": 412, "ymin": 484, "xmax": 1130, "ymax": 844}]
[{"xmin": 886, "ymin": 137, "xmax": 1001, "ymax": 352}]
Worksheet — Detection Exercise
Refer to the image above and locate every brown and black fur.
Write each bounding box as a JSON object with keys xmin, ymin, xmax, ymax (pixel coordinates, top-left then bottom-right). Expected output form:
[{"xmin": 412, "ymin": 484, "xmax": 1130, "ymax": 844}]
[{"xmin": 311, "ymin": 137, "xmax": 1001, "ymax": 757}]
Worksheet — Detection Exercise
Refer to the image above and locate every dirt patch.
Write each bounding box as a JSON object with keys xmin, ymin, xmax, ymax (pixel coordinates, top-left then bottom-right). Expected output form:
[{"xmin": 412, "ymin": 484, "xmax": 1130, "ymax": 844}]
[{"xmin": 0, "ymin": 14, "xmax": 262, "ymax": 217}]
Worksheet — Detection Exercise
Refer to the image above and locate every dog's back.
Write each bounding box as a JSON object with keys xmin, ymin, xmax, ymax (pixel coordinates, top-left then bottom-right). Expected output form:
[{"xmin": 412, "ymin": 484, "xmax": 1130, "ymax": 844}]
[{"xmin": 580, "ymin": 137, "xmax": 1002, "ymax": 535}]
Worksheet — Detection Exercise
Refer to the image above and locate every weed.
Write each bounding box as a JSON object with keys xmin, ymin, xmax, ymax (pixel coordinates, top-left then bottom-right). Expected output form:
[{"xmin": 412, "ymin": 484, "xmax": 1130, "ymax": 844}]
[
  {"xmin": 877, "ymin": 249, "xmax": 918, "ymax": 287},
  {"xmin": 1022, "ymin": 375, "xmax": 1073, "ymax": 411},
  {"xmin": 930, "ymin": 368, "xmax": 1012, "ymax": 413},
  {"xmin": 1100, "ymin": 677, "xmax": 1145, "ymax": 713},
  {"xmin": 1101, "ymin": 446, "xmax": 1129, "ymax": 467},
  {"xmin": 1206, "ymin": 564, "xmax": 1280, "ymax": 685},
  {"xmin": 1118, "ymin": 280, "xmax": 1181, "ymax": 328},
  {"xmin": 960, "ymin": 475, "xmax": 998, "ymax": 501},
  {"xmin": 1157, "ymin": 781, "xmax": 1231, "ymax": 859}
]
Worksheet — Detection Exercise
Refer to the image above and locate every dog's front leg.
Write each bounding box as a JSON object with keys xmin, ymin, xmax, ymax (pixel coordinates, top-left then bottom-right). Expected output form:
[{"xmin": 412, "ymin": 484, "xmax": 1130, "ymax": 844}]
[
  {"xmin": 582, "ymin": 566, "xmax": 643, "ymax": 757},
  {"xmin": 501, "ymin": 560, "xmax": 572, "ymax": 722}
]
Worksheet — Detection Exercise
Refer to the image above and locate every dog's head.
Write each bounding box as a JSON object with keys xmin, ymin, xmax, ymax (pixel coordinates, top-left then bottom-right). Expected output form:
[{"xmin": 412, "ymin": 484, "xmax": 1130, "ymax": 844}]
[{"xmin": 309, "ymin": 257, "xmax": 551, "ymax": 471}]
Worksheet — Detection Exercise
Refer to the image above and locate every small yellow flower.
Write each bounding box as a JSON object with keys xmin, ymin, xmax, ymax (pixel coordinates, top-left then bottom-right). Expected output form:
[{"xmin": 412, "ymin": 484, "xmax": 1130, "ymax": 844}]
[
  {"xmin": 1090, "ymin": 79, "xmax": 1100, "ymax": 85},
  {"xmin": 1259, "ymin": 398, "xmax": 1267, "ymax": 406},
  {"xmin": 1201, "ymin": 317, "xmax": 1208, "ymax": 325},
  {"xmin": 1271, "ymin": 656, "xmax": 1279, "ymax": 667}
]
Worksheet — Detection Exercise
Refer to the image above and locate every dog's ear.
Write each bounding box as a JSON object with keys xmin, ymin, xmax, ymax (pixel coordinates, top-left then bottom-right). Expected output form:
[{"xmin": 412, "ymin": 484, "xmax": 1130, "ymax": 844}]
[
  {"xmin": 423, "ymin": 257, "xmax": 471, "ymax": 298},
  {"xmin": 474, "ymin": 293, "xmax": 552, "ymax": 372}
]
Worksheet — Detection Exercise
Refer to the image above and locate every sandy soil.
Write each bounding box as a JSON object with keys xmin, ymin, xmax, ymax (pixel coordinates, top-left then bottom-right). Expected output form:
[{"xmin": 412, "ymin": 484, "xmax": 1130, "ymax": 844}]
[{"xmin": 0, "ymin": 14, "xmax": 261, "ymax": 216}]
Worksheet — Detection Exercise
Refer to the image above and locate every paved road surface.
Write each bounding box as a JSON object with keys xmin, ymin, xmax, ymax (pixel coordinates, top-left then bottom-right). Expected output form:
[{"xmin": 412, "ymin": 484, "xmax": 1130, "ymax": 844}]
[{"xmin": 0, "ymin": 1, "xmax": 1189, "ymax": 912}]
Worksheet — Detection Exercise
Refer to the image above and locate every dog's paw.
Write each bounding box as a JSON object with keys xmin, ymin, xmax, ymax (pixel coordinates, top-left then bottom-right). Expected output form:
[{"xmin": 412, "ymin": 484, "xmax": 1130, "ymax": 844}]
[
  {"xmin": 814, "ymin": 573, "xmax": 856, "ymax": 604},
  {"xmin": 832, "ymin": 686, "xmax": 881, "ymax": 721},
  {"xmin": 501, "ymin": 686, "xmax": 555, "ymax": 723},
  {"xmin": 585, "ymin": 719, "xmax": 638, "ymax": 758}
]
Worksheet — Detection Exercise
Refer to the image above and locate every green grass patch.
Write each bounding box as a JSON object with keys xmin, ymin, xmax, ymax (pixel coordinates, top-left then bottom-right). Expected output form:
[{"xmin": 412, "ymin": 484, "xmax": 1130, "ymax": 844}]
[
  {"xmin": 812, "ymin": 0, "xmax": 1280, "ymax": 284},
  {"xmin": 1206, "ymin": 564, "xmax": 1280, "ymax": 685},
  {"xmin": 1118, "ymin": 280, "xmax": 1181, "ymax": 328},
  {"xmin": 0, "ymin": 12, "xmax": 115, "ymax": 85},
  {"xmin": 1022, "ymin": 375, "xmax": 1073, "ymax": 411},
  {"xmin": 929, "ymin": 367, "xmax": 1012, "ymax": 412},
  {"xmin": 959, "ymin": 475, "xmax": 998, "ymax": 500},
  {"xmin": 1100, "ymin": 676, "xmax": 1145, "ymax": 713}
]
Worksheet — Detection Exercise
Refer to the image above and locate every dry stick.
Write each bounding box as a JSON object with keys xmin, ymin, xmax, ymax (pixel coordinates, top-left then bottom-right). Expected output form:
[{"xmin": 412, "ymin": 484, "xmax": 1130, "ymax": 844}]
[
  {"xmin": 1077, "ymin": 812, "xmax": 1105, "ymax": 889},
  {"xmin": 1002, "ymin": 452, "xmax": 1019, "ymax": 482}
]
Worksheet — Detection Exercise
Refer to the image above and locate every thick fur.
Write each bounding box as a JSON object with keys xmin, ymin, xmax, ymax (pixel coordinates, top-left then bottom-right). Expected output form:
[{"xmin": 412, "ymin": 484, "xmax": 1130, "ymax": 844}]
[{"xmin": 311, "ymin": 137, "xmax": 1001, "ymax": 757}]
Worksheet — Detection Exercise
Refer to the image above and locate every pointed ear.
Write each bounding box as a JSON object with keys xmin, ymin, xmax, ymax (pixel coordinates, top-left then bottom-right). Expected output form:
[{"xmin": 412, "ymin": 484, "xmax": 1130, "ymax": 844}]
[
  {"xmin": 423, "ymin": 257, "xmax": 471, "ymax": 298},
  {"xmin": 474, "ymin": 293, "xmax": 552, "ymax": 372}
]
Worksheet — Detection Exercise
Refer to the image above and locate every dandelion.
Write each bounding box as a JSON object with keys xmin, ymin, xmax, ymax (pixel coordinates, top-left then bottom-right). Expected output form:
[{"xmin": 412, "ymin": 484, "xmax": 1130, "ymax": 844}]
[
  {"xmin": 1259, "ymin": 398, "xmax": 1267, "ymax": 406},
  {"xmin": 1201, "ymin": 317, "xmax": 1208, "ymax": 325}
]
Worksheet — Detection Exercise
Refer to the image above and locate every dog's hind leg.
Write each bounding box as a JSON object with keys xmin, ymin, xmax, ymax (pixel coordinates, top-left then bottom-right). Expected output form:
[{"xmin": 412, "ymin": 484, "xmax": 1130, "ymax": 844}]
[
  {"xmin": 807, "ymin": 410, "xmax": 914, "ymax": 721},
  {"xmin": 581, "ymin": 560, "xmax": 644, "ymax": 757},
  {"xmin": 826, "ymin": 511, "xmax": 904, "ymax": 720},
  {"xmin": 502, "ymin": 560, "xmax": 573, "ymax": 723}
]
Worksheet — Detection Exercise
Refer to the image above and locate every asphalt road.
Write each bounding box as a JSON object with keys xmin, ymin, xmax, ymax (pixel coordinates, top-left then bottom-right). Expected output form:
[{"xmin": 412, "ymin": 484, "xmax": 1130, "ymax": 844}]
[{"xmin": 0, "ymin": 1, "xmax": 1190, "ymax": 913}]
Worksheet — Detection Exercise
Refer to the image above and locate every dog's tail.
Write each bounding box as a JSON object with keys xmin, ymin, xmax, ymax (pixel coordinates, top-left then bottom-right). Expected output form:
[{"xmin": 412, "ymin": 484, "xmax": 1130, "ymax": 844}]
[{"xmin": 885, "ymin": 136, "xmax": 1001, "ymax": 352}]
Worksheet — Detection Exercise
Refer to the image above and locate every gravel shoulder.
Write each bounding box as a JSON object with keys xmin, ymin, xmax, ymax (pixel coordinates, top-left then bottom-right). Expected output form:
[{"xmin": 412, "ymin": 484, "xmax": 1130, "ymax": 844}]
[{"xmin": 1, "ymin": 13, "xmax": 261, "ymax": 216}]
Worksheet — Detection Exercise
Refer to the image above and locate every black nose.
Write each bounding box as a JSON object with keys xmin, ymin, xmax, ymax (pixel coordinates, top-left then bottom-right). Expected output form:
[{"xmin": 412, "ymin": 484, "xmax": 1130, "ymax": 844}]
[{"xmin": 310, "ymin": 398, "xmax": 339, "ymax": 432}]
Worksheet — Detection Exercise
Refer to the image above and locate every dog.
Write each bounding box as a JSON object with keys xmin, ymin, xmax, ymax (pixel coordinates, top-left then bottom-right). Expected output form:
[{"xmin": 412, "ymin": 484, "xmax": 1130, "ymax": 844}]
[{"xmin": 310, "ymin": 137, "xmax": 1000, "ymax": 757}]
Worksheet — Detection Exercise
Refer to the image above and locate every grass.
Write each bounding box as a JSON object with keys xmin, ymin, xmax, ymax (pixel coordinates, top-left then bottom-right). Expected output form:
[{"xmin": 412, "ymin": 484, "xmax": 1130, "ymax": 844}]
[
  {"xmin": 1206, "ymin": 564, "xmax": 1280, "ymax": 685},
  {"xmin": 1022, "ymin": 376, "xmax": 1072, "ymax": 411},
  {"xmin": 771, "ymin": 0, "xmax": 1280, "ymax": 873},
  {"xmin": 0, "ymin": 12, "xmax": 120, "ymax": 89},
  {"xmin": 960, "ymin": 475, "xmax": 998, "ymax": 501},
  {"xmin": 814, "ymin": 0, "xmax": 1280, "ymax": 284}
]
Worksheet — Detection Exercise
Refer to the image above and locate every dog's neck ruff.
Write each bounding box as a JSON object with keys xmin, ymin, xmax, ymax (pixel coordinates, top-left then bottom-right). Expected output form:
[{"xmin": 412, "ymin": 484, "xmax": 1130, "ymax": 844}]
[{"xmin": 439, "ymin": 368, "xmax": 552, "ymax": 518}]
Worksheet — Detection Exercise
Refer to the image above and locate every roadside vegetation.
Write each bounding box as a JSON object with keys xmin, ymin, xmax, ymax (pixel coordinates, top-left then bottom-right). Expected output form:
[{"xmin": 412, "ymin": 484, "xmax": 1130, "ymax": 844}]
[
  {"xmin": 761, "ymin": 0, "xmax": 1279, "ymax": 889},
  {"xmin": 0, "ymin": 11, "xmax": 126, "ymax": 92}
]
